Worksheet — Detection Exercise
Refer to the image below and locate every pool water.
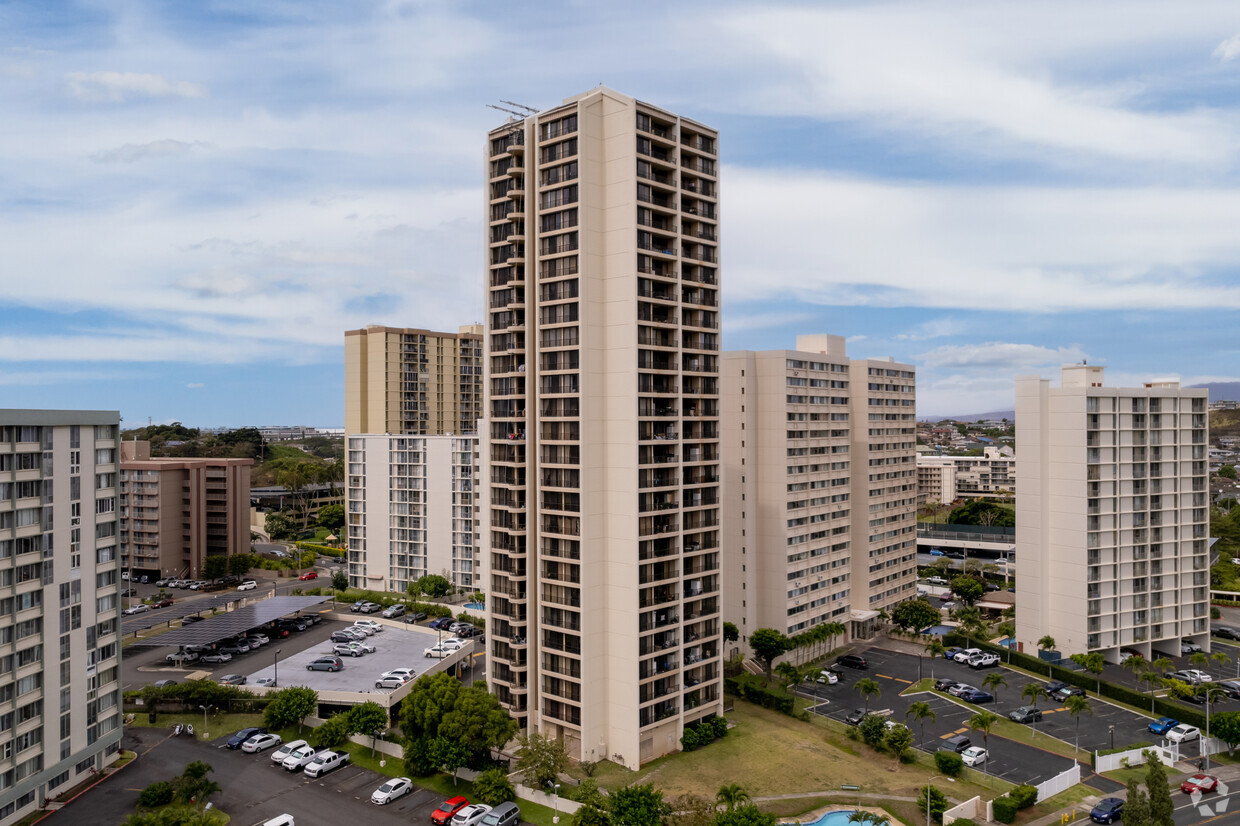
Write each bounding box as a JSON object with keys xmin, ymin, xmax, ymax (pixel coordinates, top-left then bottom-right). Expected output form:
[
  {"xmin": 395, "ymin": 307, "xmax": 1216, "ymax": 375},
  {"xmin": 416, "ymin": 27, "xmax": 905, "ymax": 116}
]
[
  {"xmin": 463, "ymin": 602, "xmax": 485, "ymax": 610},
  {"xmin": 789, "ymin": 811, "xmax": 863, "ymax": 826}
]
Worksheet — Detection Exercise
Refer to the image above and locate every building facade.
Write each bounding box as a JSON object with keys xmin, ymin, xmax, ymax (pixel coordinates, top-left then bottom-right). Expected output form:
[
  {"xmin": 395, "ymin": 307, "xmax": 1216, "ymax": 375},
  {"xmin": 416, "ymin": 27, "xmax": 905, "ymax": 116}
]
[
  {"xmin": 0, "ymin": 411, "xmax": 124, "ymax": 825},
  {"xmin": 721, "ymin": 335, "xmax": 918, "ymax": 647},
  {"xmin": 1015, "ymin": 365, "xmax": 1211, "ymax": 662},
  {"xmin": 345, "ymin": 434, "xmax": 479, "ymax": 592},
  {"xmin": 482, "ymin": 87, "xmax": 723, "ymax": 768},
  {"xmin": 344, "ymin": 324, "xmax": 483, "ymax": 437},
  {"xmin": 118, "ymin": 442, "xmax": 252, "ymax": 582},
  {"xmin": 916, "ymin": 447, "xmax": 1015, "ymax": 505}
]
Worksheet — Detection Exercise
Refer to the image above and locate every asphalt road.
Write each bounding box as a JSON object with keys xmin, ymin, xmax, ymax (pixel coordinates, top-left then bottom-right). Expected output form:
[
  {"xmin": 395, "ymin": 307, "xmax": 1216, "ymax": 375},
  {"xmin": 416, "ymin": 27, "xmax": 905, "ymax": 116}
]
[
  {"xmin": 801, "ymin": 647, "xmax": 1124, "ymax": 793},
  {"xmin": 46, "ymin": 727, "xmax": 464, "ymax": 826}
]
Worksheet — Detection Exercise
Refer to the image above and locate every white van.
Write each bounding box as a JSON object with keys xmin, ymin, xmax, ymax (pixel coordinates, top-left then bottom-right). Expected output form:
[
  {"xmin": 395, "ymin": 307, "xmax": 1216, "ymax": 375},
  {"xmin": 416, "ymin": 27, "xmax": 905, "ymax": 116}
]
[{"xmin": 262, "ymin": 816, "xmax": 295, "ymax": 826}]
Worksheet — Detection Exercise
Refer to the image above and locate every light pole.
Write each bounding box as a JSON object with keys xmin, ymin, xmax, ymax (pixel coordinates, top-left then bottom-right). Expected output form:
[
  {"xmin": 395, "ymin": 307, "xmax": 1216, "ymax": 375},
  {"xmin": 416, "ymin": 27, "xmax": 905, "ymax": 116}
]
[
  {"xmin": 1109, "ymin": 725, "xmax": 1114, "ymax": 751},
  {"xmin": 199, "ymin": 704, "xmax": 213, "ymax": 739},
  {"xmin": 925, "ymin": 775, "xmax": 954, "ymax": 826},
  {"xmin": 274, "ymin": 648, "xmax": 282, "ymax": 688},
  {"xmin": 552, "ymin": 783, "xmax": 561, "ymax": 824}
]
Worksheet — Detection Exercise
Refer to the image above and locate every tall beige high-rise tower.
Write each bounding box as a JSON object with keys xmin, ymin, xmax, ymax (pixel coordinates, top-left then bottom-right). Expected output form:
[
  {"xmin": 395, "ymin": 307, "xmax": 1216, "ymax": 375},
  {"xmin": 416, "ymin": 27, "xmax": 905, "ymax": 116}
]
[
  {"xmin": 482, "ymin": 87, "xmax": 723, "ymax": 768},
  {"xmin": 1015, "ymin": 365, "xmax": 1211, "ymax": 662},
  {"xmin": 344, "ymin": 324, "xmax": 483, "ymax": 436},
  {"xmin": 721, "ymin": 336, "xmax": 918, "ymax": 647}
]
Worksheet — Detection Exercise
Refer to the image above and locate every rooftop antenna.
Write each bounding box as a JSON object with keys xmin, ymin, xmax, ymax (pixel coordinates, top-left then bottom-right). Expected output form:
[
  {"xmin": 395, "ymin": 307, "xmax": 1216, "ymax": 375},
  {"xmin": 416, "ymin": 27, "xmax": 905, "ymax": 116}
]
[
  {"xmin": 499, "ymin": 99, "xmax": 538, "ymax": 114},
  {"xmin": 487, "ymin": 103, "xmax": 533, "ymax": 120}
]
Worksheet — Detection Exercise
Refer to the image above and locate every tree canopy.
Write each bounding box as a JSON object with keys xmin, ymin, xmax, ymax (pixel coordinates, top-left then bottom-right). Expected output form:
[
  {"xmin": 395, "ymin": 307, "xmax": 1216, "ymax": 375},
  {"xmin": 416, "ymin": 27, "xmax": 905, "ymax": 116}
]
[
  {"xmin": 946, "ymin": 499, "xmax": 1015, "ymax": 528},
  {"xmin": 890, "ymin": 598, "xmax": 940, "ymax": 631},
  {"xmin": 748, "ymin": 628, "xmax": 792, "ymax": 680}
]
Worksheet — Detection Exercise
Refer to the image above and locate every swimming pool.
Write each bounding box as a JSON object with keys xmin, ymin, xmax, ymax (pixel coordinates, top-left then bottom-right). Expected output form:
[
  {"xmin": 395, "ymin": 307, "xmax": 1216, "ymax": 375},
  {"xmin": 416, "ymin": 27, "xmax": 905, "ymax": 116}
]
[
  {"xmin": 464, "ymin": 602, "xmax": 485, "ymax": 610},
  {"xmin": 788, "ymin": 810, "xmax": 864, "ymax": 826}
]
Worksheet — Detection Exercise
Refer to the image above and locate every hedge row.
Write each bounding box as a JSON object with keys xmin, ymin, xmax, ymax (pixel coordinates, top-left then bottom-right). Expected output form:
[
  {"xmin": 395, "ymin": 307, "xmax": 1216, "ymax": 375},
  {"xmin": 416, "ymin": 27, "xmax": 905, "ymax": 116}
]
[
  {"xmin": 723, "ymin": 675, "xmax": 795, "ymax": 714},
  {"xmin": 295, "ymin": 541, "xmax": 345, "ymax": 558},
  {"xmin": 940, "ymin": 632, "xmax": 1208, "ymax": 731}
]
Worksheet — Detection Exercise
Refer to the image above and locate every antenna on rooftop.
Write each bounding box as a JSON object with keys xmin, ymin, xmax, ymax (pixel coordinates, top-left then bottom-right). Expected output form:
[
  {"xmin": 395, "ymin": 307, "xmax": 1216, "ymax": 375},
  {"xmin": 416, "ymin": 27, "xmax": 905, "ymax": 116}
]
[
  {"xmin": 487, "ymin": 102, "xmax": 536, "ymax": 120},
  {"xmin": 499, "ymin": 99, "xmax": 538, "ymax": 114}
]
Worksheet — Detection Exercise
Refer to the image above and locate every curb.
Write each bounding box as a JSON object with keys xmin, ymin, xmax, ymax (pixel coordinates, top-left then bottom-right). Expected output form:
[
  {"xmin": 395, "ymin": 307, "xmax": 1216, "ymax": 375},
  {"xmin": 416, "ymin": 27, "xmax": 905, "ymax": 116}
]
[{"xmin": 29, "ymin": 749, "xmax": 138, "ymax": 824}]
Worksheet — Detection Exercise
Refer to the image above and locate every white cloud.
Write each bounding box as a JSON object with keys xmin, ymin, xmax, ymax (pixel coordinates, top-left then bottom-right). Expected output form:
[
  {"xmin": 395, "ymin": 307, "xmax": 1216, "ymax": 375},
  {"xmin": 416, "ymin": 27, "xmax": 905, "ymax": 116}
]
[
  {"xmin": 185, "ymin": 382, "xmax": 204, "ymax": 388},
  {"xmin": 66, "ymin": 71, "xmax": 207, "ymax": 102},
  {"xmin": 895, "ymin": 318, "xmax": 966, "ymax": 342},
  {"xmin": 915, "ymin": 341, "xmax": 1087, "ymax": 370},
  {"xmin": 1215, "ymin": 33, "xmax": 1240, "ymax": 61},
  {"xmin": 92, "ymin": 139, "xmax": 202, "ymax": 163},
  {"xmin": 723, "ymin": 310, "xmax": 816, "ymax": 334}
]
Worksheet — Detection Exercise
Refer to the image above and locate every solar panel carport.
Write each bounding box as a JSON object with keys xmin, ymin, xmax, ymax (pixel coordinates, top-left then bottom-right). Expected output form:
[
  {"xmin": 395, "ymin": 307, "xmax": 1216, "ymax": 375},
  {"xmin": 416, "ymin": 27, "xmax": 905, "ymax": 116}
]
[
  {"xmin": 127, "ymin": 596, "xmax": 331, "ymax": 648},
  {"xmin": 121, "ymin": 593, "xmax": 250, "ymax": 635}
]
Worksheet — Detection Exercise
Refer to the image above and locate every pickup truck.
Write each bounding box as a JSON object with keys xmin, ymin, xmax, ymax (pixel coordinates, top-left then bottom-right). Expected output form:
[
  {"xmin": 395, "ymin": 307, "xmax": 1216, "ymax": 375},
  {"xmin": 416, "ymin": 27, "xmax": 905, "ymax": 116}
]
[
  {"xmin": 303, "ymin": 749, "xmax": 350, "ymax": 777},
  {"xmin": 968, "ymin": 652, "xmax": 1000, "ymax": 669}
]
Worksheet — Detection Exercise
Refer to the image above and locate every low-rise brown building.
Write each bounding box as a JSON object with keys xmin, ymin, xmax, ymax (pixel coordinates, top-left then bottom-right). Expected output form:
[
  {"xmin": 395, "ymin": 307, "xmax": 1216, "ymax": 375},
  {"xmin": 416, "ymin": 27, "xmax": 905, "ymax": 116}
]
[{"xmin": 119, "ymin": 441, "xmax": 252, "ymax": 580}]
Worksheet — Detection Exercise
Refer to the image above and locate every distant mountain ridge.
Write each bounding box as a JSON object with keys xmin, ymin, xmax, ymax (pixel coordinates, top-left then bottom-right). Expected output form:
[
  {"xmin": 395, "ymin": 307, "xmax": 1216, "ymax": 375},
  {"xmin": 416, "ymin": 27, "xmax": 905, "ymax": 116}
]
[{"xmin": 928, "ymin": 381, "xmax": 1240, "ymax": 423}]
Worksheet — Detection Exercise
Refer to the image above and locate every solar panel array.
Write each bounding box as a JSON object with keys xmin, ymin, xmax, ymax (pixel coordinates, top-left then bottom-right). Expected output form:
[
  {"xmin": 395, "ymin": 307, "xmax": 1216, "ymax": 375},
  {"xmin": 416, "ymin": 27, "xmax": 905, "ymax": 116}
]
[{"xmin": 127, "ymin": 596, "xmax": 331, "ymax": 648}]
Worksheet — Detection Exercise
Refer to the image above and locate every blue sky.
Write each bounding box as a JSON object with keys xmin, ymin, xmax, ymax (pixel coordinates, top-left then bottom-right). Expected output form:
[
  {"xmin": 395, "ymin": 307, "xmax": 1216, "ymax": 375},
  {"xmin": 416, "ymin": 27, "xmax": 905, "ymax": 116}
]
[{"xmin": 5, "ymin": 1, "xmax": 1240, "ymax": 425}]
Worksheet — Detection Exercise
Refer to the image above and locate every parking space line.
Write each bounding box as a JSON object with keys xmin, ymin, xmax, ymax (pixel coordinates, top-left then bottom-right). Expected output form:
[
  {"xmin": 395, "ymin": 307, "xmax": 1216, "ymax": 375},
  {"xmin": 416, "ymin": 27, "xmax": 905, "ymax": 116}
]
[{"xmin": 876, "ymin": 673, "xmax": 895, "ymax": 680}]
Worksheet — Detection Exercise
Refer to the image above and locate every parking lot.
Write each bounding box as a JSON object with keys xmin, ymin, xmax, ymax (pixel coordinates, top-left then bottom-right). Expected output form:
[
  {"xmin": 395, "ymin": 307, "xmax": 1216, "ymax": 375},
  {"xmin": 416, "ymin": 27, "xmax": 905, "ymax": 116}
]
[
  {"xmin": 799, "ymin": 647, "xmax": 1127, "ymax": 792},
  {"xmin": 47, "ymin": 727, "xmax": 511, "ymax": 826}
]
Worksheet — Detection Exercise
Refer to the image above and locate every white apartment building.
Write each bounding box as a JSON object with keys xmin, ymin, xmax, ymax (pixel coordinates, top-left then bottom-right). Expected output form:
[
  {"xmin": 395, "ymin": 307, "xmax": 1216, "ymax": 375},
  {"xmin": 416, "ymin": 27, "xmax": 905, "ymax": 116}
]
[
  {"xmin": 345, "ymin": 434, "xmax": 479, "ymax": 592},
  {"xmin": 917, "ymin": 447, "xmax": 1016, "ymax": 505},
  {"xmin": 482, "ymin": 87, "xmax": 723, "ymax": 768},
  {"xmin": 721, "ymin": 335, "xmax": 918, "ymax": 646},
  {"xmin": 1015, "ymin": 366, "xmax": 1211, "ymax": 662},
  {"xmin": 0, "ymin": 411, "xmax": 123, "ymax": 825}
]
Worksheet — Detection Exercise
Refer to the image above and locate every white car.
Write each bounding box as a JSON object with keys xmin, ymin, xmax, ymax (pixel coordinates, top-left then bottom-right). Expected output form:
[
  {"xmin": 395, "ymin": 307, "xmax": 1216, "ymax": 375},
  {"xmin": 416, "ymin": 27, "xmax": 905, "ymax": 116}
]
[
  {"xmin": 383, "ymin": 668, "xmax": 416, "ymax": 681},
  {"xmin": 1171, "ymin": 669, "xmax": 1213, "ymax": 684},
  {"xmin": 271, "ymin": 739, "xmax": 309, "ymax": 765},
  {"xmin": 123, "ymin": 604, "xmax": 149, "ymax": 615},
  {"xmin": 371, "ymin": 777, "xmax": 414, "ymax": 805},
  {"xmin": 354, "ymin": 619, "xmax": 384, "ymax": 633},
  {"xmin": 452, "ymin": 804, "xmax": 493, "ymax": 826},
  {"xmin": 440, "ymin": 638, "xmax": 466, "ymax": 650},
  {"xmin": 816, "ymin": 670, "xmax": 839, "ymax": 685},
  {"xmin": 349, "ymin": 623, "xmax": 376, "ymax": 636},
  {"xmin": 376, "ymin": 674, "xmax": 412, "ymax": 689},
  {"xmin": 237, "ymin": 580, "xmax": 258, "ymax": 591},
  {"xmin": 953, "ymin": 648, "xmax": 982, "ymax": 663},
  {"xmin": 425, "ymin": 644, "xmax": 454, "ymax": 659},
  {"xmin": 281, "ymin": 744, "xmax": 319, "ymax": 771},
  {"xmin": 1167, "ymin": 725, "xmax": 1201, "ymax": 744},
  {"xmin": 961, "ymin": 746, "xmax": 989, "ymax": 766},
  {"xmin": 241, "ymin": 732, "xmax": 283, "ymax": 753}
]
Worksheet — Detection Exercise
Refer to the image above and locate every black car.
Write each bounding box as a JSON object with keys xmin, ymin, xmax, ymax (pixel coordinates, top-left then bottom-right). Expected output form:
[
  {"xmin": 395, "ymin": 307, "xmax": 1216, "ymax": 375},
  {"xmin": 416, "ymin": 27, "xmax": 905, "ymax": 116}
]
[
  {"xmin": 181, "ymin": 615, "xmax": 204, "ymax": 624},
  {"xmin": 1045, "ymin": 680, "xmax": 1069, "ymax": 696},
  {"xmin": 844, "ymin": 708, "xmax": 869, "ymax": 725},
  {"xmin": 836, "ymin": 654, "xmax": 868, "ymax": 670},
  {"xmin": 225, "ymin": 726, "xmax": 266, "ymax": 749},
  {"xmin": 1009, "ymin": 706, "xmax": 1043, "ymax": 724},
  {"xmin": 1052, "ymin": 685, "xmax": 1086, "ymax": 701},
  {"xmin": 329, "ymin": 631, "xmax": 357, "ymax": 643},
  {"xmin": 1216, "ymin": 681, "xmax": 1240, "ymax": 699},
  {"xmin": 938, "ymin": 734, "xmax": 971, "ymax": 753},
  {"xmin": 404, "ymin": 612, "xmax": 429, "ymax": 623},
  {"xmin": 1214, "ymin": 626, "xmax": 1240, "ymax": 641},
  {"xmin": 934, "ymin": 678, "xmax": 957, "ymax": 693},
  {"xmin": 277, "ymin": 619, "xmax": 308, "ymax": 632}
]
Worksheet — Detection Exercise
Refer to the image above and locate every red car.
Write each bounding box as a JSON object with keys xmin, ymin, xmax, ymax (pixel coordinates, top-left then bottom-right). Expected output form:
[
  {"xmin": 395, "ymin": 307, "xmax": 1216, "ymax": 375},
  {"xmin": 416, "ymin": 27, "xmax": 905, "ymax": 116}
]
[
  {"xmin": 431, "ymin": 796, "xmax": 469, "ymax": 825},
  {"xmin": 299, "ymin": 571, "xmax": 318, "ymax": 581},
  {"xmin": 152, "ymin": 598, "xmax": 175, "ymax": 608},
  {"xmin": 1181, "ymin": 774, "xmax": 1219, "ymax": 794}
]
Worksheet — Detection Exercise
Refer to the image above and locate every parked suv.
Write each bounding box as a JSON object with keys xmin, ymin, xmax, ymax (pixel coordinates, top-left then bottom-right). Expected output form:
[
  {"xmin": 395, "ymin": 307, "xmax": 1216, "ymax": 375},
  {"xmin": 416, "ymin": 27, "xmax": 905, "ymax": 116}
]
[
  {"xmin": 938, "ymin": 734, "xmax": 971, "ymax": 753},
  {"xmin": 381, "ymin": 604, "xmax": 406, "ymax": 619},
  {"xmin": 306, "ymin": 656, "xmax": 343, "ymax": 672},
  {"xmin": 836, "ymin": 654, "xmax": 868, "ymax": 670}
]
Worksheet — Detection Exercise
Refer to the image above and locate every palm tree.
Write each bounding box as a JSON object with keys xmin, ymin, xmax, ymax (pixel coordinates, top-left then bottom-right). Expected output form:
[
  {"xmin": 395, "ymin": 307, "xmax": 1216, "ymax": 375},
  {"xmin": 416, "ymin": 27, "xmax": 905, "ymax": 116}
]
[
  {"xmin": 1022, "ymin": 682, "xmax": 1047, "ymax": 708},
  {"xmin": 854, "ymin": 677, "xmax": 881, "ymax": 712},
  {"xmin": 983, "ymin": 672, "xmax": 1007, "ymax": 702},
  {"xmin": 1189, "ymin": 651, "xmax": 1210, "ymax": 672},
  {"xmin": 715, "ymin": 784, "xmax": 750, "ymax": 812},
  {"xmin": 924, "ymin": 638, "xmax": 947, "ymax": 680},
  {"xmin": 1138, "ymin": 670, "xmax": 1162, "ymax": 714},
  {"xmin": 968, "ymin": 711, "xmax": 999, "ymax": 772},
  {"xmin": 1064, "ymin": 694, "xmax": 1092, "ymax": 753},
  {"xmin": 1151, "ymin": 657, "xmax": 1172, "ymax": 678},
  {"xmin": 826, "ymin": 621, "xmax": 847, "ymax": 656},
  {"xmin": 1037, "ymin": 636, "xmax": 1056, "ymax": 676},
  {"xmin": 1121, "ymin": 654, "xmax": 1147, "ymax": 683},
  {"xmin": 906, "ymin": 700, "xmax": 936, "ymax": 746},
  {"xmin": 775, "ymin": 661, "xmax": 800, "ymax": 690},
  {"xmin": 995, "ymin": 621, "xmax": 1015, "ymax": 663},
  {"xmin": 1213, "ymin": 650, "xmax": 1232, "ymax": 678}
]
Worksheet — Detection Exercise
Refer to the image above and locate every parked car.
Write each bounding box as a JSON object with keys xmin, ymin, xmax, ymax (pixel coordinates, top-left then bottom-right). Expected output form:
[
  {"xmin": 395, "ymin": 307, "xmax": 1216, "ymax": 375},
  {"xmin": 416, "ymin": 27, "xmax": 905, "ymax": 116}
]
[
  {"xmin": 298, "ymin": 571, "xmax": 318, "ymax": 581},
  {"xmin": 1167, "ymin": 724, "xmax": 1201, "ymax": 743},
  {"xmin": 1051, "ymin": 685, "xmax": 1086, "ymax": 701},
  {"xmin": 383, "ymin": 668, "xmax": 416, "ymax": 681},
  {"xmin": 349, "ymin": 623, "xmax": 376, "ymax": 636},
  {"xmin": 943, "ymin": 647, "xmax": 963, "ymax": 661},
  {"xmin": 959, "ymin": 689, "xmax": 994, "ymax": 704},
  {"xmin": 1148, "ymin": 716, "xmax": 1179, "ymax": 735},
  {"xmin": 952, "ymin": 648, "xmax": 982, "ymax": 663},
  {"xmin": 241, "ymin": 732, "xmax": 283, "ymax": 753},
  {"xmin": 248, "ymin": 632, "xmax": 270, "ymax": 646},
  {"xmin": 254, "ymin": 677, "xmax": 277, "ymax": 687},
  {"xmin": 1009, "ymin": 706, "xmax": 1043, "ymax": 724},
  {"xmin": 371, "ymin": 777, "xmax": 414, "ymax": 805},
  {"xmin": 357, "ymin": 602, "xmax": 381, "ymax": 613},
  {"xmin": 1213, "ymin": 626, "xmax": 1240, "ymax": 641},
  {"xmin": 271, "ymin": 739, "xmax": 309, "ymax": 765},
  {"xmin": 218, "ymin": 642, "xmax": 250, "ymax": 656},
  {"xmin": 1215, "ymin": 681, "xmax": 1240, "ymax": 699},
  {"xmin": 381, "ymin": 604, "xmax": 406, "ymax": 619},
  {"xmin": 154, "ymin": 679, "xmax": 178, "ymax": 688},
  {"xmin": 123, "ymin": 604, "xmax": 149, "ymax": 615},
  {"xmin": 152, "ymin": 598, "xmax": 175, "ymax": 608},
  {"xmin": 405, "ymin": 612, "xmax": 429, "ymax": 623},
  {"xmin": 836, "ymin": 654, "xmax": 868, "ymax": 670},
  {"xmin": 429, "ymin": 617, "xmax": 456, "ymax": 630},
  {"xmin": 181, "ymin": 615, "xmax": 204, "ymax": 624},
  {"xmin": 1181, "ymin": 639, "xmax": 1203, "ymax": 655},
  {"xmin": 1181, "ymin": 774, "xmax": 1220, "ymax": 794},
  {"xmin": 282, "ymin": 743, "xmax": 319, "ymax": 772},
  {"xmin": 816, "ymin": 669, "xmax": 839, "ymax": 685},
  {"xmin": 237, "ymin": 580, "xmax": 258, "ymax": 591},
  {"xmin": 843, "ymin": 708, "xmax": 869, "ymax": 725},
  {"xmin": 1089, "ymin": 798, "xmax": 1124, "ymax": 824},
  {"xmin": 218, "ymin": 674, "xmax": 247, "ymax": 685},
  {"xmin": 1169, "ymin": 669, "xmax": 1213, "ymax": 685},
  {"xmin": 330, "ymin": 631, "xmax": 359, "ymax": 644},
  {"xmin": 199, "ymin": 651, "xmax": 233, "ymax": 664},
  {"xmin": 961, "ymin": 746, "xmax": 988, "ymax": 767},
  {"xmin": 303, "ymin": 749, "xmax": 349, "ymax": 777},
  {"xmin": 440, "ymin": 638, "xmax": 466, "ymax": 651},
  {"xmin": 376, "ymin": 674, "xmax": 410, "ymax": 689},
  {"xmin": 968, "ymin": 653, "xmax": 999, "ymax": 669},
  {"xmin": 334, "ymin": 642, "xmax": 370, "ymax": 658},
  {"xmin": 1044, "ymin": 680, "xmax": 1069, "ymax": 696},
  {"xmin": 307, "ymin": 656, "xmax": 343, "ymax": 672},
  {"xmin": 425, "ymin": 644, "xmax": 455, "ymax": 659},
  {"xmin": 925, "ymin": 575, "xmax": 949, "ymax": 585},
  {"xmin": 934, "ymin": 678, "xmax": 957, "ymax": 693},
  {"xmin": 432, "ymin": 797, "xmax": 472, "ymax": 826},
  {"xmin": 165, "ymin": 651, "xmax": 199, "ymax": 665},
  {"xmin": 155, "ymin": 578, "xmax": 170, "ymax": 587},
  {"xmin": 947, "ymin": 683, "xmax": 976, "ymax": 697},
  {"xmin": 121, "ymin": 588, "xmax": 138, "ymax": 597},
  {"xmin": 481, "ymin": 802, "xmax": 520, "ymax": 826},
  {"xmin": 453, "ymin": 804, "xmax": 493, "ymax": 826},
  {"xmin": 938, "ymin": 734, "xmax": 971, "ymax": 753},
  {"xmin": 354, "ymin": 619, "xmax": 383, "ymax": 633},
  {"xmin": 350, "ymin": 601, "xmax": 370, "ymax": 613}
]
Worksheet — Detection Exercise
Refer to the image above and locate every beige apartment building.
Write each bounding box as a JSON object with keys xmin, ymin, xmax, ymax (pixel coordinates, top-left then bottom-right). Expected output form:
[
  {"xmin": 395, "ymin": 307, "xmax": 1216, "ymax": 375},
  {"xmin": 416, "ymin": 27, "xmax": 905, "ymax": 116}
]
[
  {"xmin": 345, "ymin": 434, "xmax": 479, "ymax": 592},
  {"xmin": 118, "ymin": 441, "xmax": 252, "ymax": 581},
  {"xmin": 0, "ymin": 411, "xmax": 124, "ymax": 825},
  {"xmin": 344, "ymin": 324, "xmax": 483, "ymax": 436},
  {"xmin": 917, "ymin": 447, "xmax": 1016, "ymax": 505},
  {"xmin": 482, "ymin": 87, "xmax": 723, "ymax": 768},
  {"xmin": 721, "ymin": 336, "xmax": 918, "ymax": 646},
  {"xmin": 1015, "ymin": 365, "xmax": 1211, "ymax": 662}
]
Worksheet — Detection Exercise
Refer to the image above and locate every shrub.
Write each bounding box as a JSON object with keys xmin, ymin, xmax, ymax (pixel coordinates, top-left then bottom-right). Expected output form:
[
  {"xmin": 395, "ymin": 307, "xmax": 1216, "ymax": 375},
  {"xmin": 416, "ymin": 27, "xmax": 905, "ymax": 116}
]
[
  {"xmin": 992, "ymin": 796, "xmax": 1018, "ymax": 823},
  {"xmin": 951, "ymin": 820, "xmax": 976, "ymax": 826},
  {"xmin": 1009, "ymin": 785, "xmax": 1038, "ymax": 809},
  {"xmin": 311, "ymin": 713, "xmax": 350, "ymax": 748},
  {"xmin": 295, "ymin": 541, "xmax": 345, "ymax": 558},
  {"xmin": 724, "ymin": 676, "xmax": 795, "ymax": 714},
  {"xmin": 1213, "ymin": 606, "xmax": 1222, "ymax": 620},
  {"xmin": 934, "ymin": 750, "xmax": 963, "ymax": 776},
  {"xmin": 139, "ymin": 781, "xmax": 175, "ymax": 808},
  {"xmin": 474, "ymin": 767, "xmax": 517, "ymax": 805},
  {"xmin": 680, "ymin": 727, "xmax": 701, "ymax": 751},
  {"xmin": 858, "ymin": 715, "xmax": 886, "ymax": 746},
  {"xmin": 710, "ymin": 716, "xmax": 728, "ymax": 739}
]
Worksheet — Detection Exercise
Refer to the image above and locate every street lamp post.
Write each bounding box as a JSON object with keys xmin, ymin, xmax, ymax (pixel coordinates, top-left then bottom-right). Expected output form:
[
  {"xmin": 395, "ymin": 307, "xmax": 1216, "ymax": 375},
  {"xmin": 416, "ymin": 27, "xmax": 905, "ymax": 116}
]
[
  {"xmin": 1109, "ymin": 725, "xmax": 1114, "ymax": 751},
  {"xmin": 199, "ymin": 704, "xmax": 213, "ymax": 739},
  {"xmin": 552, "ymin": 783, "xmax": 561, "ymax": 824},
  {"xmin": 274, "ymin": 648, "xmax": 282, "ymax": 688},
  {"xmin": 926, "ymin": 775, "xmax": 944, "ymax": 826}
]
